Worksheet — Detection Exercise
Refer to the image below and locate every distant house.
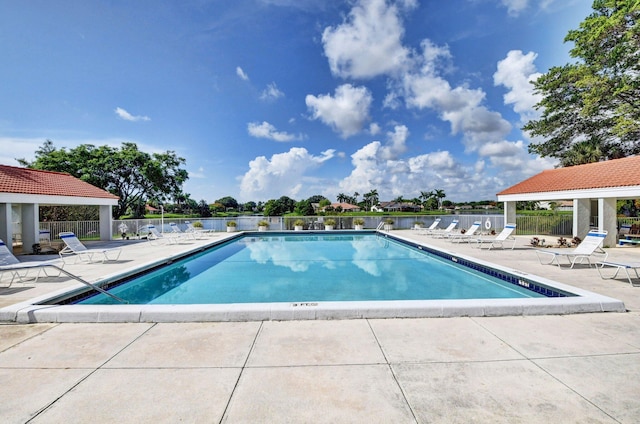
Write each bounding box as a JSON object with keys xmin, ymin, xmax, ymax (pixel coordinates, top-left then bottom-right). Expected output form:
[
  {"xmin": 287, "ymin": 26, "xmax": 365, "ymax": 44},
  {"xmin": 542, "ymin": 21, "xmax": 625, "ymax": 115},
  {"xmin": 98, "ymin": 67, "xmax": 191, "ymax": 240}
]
[
  {"xmin": 322, "ymin": 202, "xmax": 361, "ymax": 212},
  {"xmin": 374, "ymin": 201, "xmax": 421, "ymax": 212},
  {"xmin": 145, "ymin": 204, "xmax": 160, "ymax": 214}
]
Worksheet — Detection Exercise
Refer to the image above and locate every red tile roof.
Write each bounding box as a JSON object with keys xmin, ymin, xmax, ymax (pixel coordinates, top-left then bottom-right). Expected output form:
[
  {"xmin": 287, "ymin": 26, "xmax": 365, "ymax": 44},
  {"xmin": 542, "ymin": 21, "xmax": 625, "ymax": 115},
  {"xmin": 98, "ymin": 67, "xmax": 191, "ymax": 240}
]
[
  {"xmin": 0, "ymin": 165, "xmax": 119, "ymax": 199},
  {"xmin": 498, "ymin": 156, "xmax": 640, "ymax": 196}
]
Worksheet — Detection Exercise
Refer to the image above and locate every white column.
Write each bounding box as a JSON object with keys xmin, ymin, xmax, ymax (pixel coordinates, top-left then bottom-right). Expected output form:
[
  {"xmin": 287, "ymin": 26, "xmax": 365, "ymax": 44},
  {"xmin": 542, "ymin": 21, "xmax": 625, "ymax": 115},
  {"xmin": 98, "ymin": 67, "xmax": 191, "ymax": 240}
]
[
  {"xmin": 574, "ymin": 198, "xmax": 591, "ymax": 238},
  {"xmin": 504, "ymin": 201, "xmax": 516, "ymax": 224},
  {"xmin": 598, "ymin": 197, "xmax": 617, "ymax": 247},
  {"xmin": 99, "ymin": 205, "xmax": 113, "ymax": 241},
  {"xmin": 21, "ymin": 203, "xmax": 39, "ymax": 254},
  {"xmin": 0, "ymin": 203, "xmax": 12, "ymax": 253}
]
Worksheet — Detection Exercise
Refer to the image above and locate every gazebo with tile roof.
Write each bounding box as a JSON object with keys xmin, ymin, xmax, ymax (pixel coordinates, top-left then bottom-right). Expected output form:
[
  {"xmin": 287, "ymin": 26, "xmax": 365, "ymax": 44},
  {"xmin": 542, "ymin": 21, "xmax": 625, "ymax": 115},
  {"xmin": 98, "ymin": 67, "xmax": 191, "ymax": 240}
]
[
  {"xmin": 0, "ymin": 165, "xmax": 119, "ymax": 253},
  {"xmin": 497, "ymin": 155, "xmax": 640, "ymax": 247}
]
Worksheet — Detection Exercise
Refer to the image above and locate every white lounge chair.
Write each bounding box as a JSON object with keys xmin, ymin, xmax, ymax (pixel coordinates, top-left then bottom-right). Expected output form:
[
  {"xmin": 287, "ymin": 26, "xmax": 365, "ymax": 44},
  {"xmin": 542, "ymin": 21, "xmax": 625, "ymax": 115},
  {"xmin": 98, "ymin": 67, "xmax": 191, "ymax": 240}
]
[
  {"xmin": 448, "ymin": 221, "xmax": 481, "ymax": 243},
  {"xmin": 169, "ymin": 222, "xmax": 198, "ymax": 240},
  {"xmin": 428, "ymin": 219, "xmax": 459, "ymax": 238},
  {"xmin": 0, "ymin": 239, "xmax": 64, "ymax": 287},
  {"xmin": 417, "ymin": 218, "xmax": 441, "ymax": 234},
  {"xmin": 597, "ymin": 261, "xmax": 640, "ymax": 286},
  {"xmin": 475, "ymin": 224, "xmax": 517, "ymax": 250},
  {"xmin": 535, "ymin": 230, "xmax": 608, "ymax": 268},
  {"xmin": 59, "ymin": 232, "xmax": 123, "ymax": 263},
  {"xmin": 185, "ymin": 221, "xmax": 216, "ymax": 236},
  {"xmin": 146, "ymin": 224, "xmax": 185, "ymax": 244}
]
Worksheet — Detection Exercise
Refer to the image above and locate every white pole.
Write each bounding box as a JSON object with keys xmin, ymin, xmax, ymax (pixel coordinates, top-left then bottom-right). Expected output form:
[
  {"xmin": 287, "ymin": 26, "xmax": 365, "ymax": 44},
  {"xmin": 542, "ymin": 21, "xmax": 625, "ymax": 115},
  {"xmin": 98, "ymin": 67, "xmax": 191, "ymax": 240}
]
[{"xmin": 160, "ymin": 205, "xmax": 164, "ymax": 234}]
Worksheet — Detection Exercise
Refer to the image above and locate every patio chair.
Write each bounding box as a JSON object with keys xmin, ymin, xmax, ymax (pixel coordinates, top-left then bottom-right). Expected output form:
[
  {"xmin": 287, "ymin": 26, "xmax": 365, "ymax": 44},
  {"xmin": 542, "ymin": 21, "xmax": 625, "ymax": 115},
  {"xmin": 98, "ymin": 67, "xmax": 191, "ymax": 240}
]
[
  {"xmin": 185, "ymin": 221, "xmax": 216, "ymax": 236},
  {"xmin": 0, "ymin": 239, "xmax": 64, "ymax": 287},
  {"xmin": 534, "ymin": 230, "xmax": 608, "ymax": 268},
  {"xmin": 448, "ymin": 221, "xmax": 482, "ymax": 243},
  {"xmin": 416, "ymin": 218, "xmax": 441, "ymax": 234},
  {"xmin": 169, "ymin": 222, "xmax": 199, "ymax": 240},
  {"xmin": 146, "ymin": 224, "xmax": 186, "ymax": 245},
  {"xmin": 475, "ymin": 224, "xmax": 517, "ymax": 250},
  {"xmin": 59, "ymin": 232, "xmax": 123, "ymax": 263},
  {"xmin": 596, "ymin": 261, "xmax": 640, "ymax": 286},
  {"xmin": 427, "ymin": 219, "xmax": 459, "ymax": 238}
]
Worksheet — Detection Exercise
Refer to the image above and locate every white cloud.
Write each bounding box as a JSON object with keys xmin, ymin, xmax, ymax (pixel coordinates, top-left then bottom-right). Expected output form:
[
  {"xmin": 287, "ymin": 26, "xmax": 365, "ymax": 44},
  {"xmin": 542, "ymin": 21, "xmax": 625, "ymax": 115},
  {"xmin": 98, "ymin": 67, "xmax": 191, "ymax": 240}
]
[
  {"xmin": 236, "ymin": 66, "xmax": 249, "ymax": 81},
  {"xmin": 260, "ymin": 82, "xmax": 284, "ymax": 101},
  {"xmin": 399, "ymin": 41, "xmax": 512, "ymax": 153},
  {"xmin": 306, "ymin": 84, "xmax": 373, "ymax": 138},
  {"xmin": 247, "ymin": 121, "xmax": 303, "ymax": 142},
  {"xmin": 239, "ymin": 147, "xmax": 336, "ymax": 200},
  {"xmin": 494, "ymin": 50, "xmax": 542, "ymax": 122},
  {"xmin": 500, "ymin": 0, "xmax": 529, "ymax": 16},
  {"xmin": 368, "ymin": 122, "xmax": 381, "ymax": 135},
  {"xmin": 321, "ymin": 0, "xmax": 412, "ymax": 79},
  {"xmin": 115, "ymin": 107, "xmax": 150, "ymax": 122}
]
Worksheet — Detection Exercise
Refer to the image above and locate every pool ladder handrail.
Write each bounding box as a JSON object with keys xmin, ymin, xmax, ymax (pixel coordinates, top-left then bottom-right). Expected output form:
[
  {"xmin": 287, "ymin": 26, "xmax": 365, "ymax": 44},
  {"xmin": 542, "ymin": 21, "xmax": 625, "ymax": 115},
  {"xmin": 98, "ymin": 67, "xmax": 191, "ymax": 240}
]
[
  {"xmin": 11, "ymin": 264, "xmax": 128, "ymax": 304},
  {"xmin": 376, "ymin": 221, "xmax": 385, "ymax": 231}
]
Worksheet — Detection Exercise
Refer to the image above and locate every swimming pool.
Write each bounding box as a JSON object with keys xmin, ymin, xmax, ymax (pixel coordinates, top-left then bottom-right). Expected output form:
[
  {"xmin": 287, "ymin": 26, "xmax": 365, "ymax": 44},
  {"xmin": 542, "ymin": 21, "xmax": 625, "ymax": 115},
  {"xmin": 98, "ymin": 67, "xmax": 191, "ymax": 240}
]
[
  {"xmin": 77, "ymin": 233, "xmax": 547, "ymax": 305},
  {"xmin": 2, "ymin": 231, "xmax": 625, "ymax": 322}
]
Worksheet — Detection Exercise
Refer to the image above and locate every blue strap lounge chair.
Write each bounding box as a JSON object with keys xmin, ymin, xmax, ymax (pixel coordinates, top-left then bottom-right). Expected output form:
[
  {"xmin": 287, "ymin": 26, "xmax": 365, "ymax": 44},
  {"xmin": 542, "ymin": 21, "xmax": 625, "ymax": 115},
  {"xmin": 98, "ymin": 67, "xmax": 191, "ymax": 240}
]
[
  {"xmin": 0, "ymin": 239, "xmax": 64, "ymax": 287},
  {"xmin": 59, "ymin": 232, "xmax": 122, "ymax": 263},
  {"xmin": 535, "ymin": 230, "xmax": 608, "ymax": 268}
]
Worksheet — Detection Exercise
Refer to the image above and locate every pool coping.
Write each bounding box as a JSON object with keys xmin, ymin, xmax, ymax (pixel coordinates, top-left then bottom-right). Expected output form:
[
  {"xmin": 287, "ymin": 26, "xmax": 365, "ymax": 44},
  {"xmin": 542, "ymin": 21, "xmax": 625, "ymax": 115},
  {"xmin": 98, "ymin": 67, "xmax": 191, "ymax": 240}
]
[{"xmin": 0, "ymin": 231, "xmax": 626, "ymax": 323}]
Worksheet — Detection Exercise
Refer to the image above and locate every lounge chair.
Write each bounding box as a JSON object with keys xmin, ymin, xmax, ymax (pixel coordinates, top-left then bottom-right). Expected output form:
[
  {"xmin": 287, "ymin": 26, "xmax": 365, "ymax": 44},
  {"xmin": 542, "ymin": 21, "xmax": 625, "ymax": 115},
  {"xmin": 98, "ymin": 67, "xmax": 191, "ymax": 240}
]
[
  {"xmin": 59, "ymin": 232, "xmax": 123, "ymax": 263},
  {"xmin": 185, "ymin": 221, "xmax": 216, "ymax": 235},
  {"xmin": 416, "ymin": 218, "xmax": 441, "ymax": 234},
  {"xmin": 475, "ymin": 224, "xmax": 517, "ymax": 250},
  {"xmin": 535, "ymin": 230, "xmax": 608, "ymax": 268},
  {"xmin": 448, "ymin": 221, "xmax": 481, "ymax": 243},
  {"xmin": 169, "ymin": 222, "xmax": 198, "ymax": 240},
  {"xmin": 428, "ymin": 219, "xmax": 459, "ymax": 238},
  {"xmin": 597, "ymin": 261, "xmax": 640, "ymax": 286},
  {"xmin": 0, "ymin": 239, "xmax": 64, "ymax": 287},
  {"xmin": 146, "ymin": 224, "xmax": 186, "ymax": 244}
]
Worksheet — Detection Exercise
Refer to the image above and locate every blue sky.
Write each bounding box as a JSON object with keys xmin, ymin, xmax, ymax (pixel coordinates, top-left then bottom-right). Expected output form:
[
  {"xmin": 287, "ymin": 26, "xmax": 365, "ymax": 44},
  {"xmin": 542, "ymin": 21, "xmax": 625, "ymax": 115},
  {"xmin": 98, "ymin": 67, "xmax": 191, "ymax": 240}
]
[{"xmin": 0, "ymin": 0, "xmax": 593, "ymax": 204}]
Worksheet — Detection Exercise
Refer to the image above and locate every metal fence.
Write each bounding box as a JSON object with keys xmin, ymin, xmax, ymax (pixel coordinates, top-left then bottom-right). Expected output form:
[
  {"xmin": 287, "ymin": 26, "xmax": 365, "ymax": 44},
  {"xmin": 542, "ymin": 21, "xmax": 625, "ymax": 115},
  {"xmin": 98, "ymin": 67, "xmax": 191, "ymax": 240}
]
[{"xmin": 32, "ymin": 214, "xmax": 640, "ymax": 241}]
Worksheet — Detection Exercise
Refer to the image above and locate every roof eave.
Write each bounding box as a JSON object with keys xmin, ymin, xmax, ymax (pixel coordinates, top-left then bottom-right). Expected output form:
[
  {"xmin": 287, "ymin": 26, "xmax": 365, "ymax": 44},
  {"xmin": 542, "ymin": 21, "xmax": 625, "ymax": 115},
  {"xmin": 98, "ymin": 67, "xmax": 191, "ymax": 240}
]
[{"xmin": 497, "ymin": 185, "xmax": 640, "ymax": 202}]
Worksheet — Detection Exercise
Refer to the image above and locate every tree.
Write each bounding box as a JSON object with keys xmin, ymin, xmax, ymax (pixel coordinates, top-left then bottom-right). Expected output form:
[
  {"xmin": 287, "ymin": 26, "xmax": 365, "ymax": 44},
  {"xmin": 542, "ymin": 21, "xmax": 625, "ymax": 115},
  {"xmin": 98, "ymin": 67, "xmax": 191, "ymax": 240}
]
[
  {"xmin": 524, "ymin": 0, "xmax": 640, "ymax": 164},
  {"xmin": 263, "ymin": 196, "xmax": 296, "ymax": 216},
  {"xmin": 433, "ymin": 189, "xmax": 446, "ymax": 209},
  {"xmin": 19, "ymin": 140, "xmax": 188, "ymax": 219},
  {"xmin": 294, "ymin": 199, "xmax": 315, "ymax": 216},
  {"xmin": 336, "ymin": 193, "xmax": 348, "ymax": 203},
  {"xmin": 215, "ymin": 196, "xmax": 239, "ymax": 211}
]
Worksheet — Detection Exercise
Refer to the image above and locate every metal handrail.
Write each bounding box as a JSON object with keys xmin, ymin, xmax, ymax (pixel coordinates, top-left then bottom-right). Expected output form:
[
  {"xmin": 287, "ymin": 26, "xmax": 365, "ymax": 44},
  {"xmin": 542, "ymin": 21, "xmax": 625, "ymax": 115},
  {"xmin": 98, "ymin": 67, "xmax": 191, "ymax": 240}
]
[{"xmin": 11, "ymin": 264, "xmax": 127, "ymax": 304}]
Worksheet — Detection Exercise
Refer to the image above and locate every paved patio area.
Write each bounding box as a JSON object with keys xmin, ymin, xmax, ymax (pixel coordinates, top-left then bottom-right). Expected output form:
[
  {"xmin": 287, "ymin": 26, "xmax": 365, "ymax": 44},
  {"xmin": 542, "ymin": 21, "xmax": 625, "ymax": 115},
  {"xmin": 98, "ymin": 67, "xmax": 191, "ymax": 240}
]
[{"xmin": 1, "ymin": 231, "xmax": 639, "ymax": 423}]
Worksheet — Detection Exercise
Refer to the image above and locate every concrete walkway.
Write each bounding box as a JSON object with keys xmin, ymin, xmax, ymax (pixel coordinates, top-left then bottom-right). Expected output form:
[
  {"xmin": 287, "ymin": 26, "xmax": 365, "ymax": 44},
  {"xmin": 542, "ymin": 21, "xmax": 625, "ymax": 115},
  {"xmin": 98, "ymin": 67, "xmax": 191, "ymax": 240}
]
[{"xmin": 1, "ymin": 231, "xmax": 639, "ymax": 423}]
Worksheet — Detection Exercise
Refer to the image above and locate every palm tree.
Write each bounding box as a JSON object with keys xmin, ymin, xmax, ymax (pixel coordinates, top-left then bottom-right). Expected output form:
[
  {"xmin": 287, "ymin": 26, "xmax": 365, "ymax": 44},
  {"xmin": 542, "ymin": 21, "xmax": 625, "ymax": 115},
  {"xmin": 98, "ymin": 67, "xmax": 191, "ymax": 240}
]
[
  {"xmin": 336, "ymin": 193, "xmax": 347, "ymax": 204},
  {"xmin": 434, "ymin": 189, "xmax": 446, "ymax": 209}
]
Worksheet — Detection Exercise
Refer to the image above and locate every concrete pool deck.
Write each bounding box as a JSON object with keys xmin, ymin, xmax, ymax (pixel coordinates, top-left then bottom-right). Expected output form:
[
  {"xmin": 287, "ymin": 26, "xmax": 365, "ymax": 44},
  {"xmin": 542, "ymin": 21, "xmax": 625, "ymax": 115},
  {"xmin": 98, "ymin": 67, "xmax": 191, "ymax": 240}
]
[{"xmin": 1, "ymin": 231, "xmax": 639, "ymax": 422}]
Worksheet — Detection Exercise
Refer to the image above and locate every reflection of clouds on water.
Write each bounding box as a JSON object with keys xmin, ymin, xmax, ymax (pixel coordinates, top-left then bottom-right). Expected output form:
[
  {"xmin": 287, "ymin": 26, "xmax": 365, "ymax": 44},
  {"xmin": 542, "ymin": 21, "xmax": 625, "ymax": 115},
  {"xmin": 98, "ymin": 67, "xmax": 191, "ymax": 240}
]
[
  {"xmin": 350, "ymin": 237, "xmax": 383, "ymax": 276},
  {"xmin": 246, "ymin": 238, "xmax": 333, "ymax": 272}
]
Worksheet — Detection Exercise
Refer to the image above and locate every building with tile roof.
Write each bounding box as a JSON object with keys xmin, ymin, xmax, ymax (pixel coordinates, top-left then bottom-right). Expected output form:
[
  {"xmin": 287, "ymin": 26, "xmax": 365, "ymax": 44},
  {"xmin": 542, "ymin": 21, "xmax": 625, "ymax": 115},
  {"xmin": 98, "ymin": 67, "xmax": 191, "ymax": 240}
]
[
  {"xmin": 497, "ymin": 156, "xmax": 640, "ymax": 247},
  {"xmin": 0, "ymin": 165, "xmax": 119, "ymax": 253}
]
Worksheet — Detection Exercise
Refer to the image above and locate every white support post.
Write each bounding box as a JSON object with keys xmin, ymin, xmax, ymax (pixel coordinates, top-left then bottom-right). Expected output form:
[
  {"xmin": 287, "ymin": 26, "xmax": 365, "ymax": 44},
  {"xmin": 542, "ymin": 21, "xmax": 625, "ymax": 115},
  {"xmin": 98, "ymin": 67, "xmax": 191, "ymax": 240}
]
[
  {"xmin": 0, "ymin": 203, "xmax": 12, "ymax": 253},
  {"xmin": 99, "ymin": 205, "xmax": 113, "ymax": 241},
  {"xmin": 599, "ymin": 197, "xmax": 617, "ymax": 247},
  {"xmin": 21, "ymin": 203, "xmax": 38, "ymax": 254},
  {"xmin": 574, "ymin": 198, "xmax": 591, "ymax": 239}
]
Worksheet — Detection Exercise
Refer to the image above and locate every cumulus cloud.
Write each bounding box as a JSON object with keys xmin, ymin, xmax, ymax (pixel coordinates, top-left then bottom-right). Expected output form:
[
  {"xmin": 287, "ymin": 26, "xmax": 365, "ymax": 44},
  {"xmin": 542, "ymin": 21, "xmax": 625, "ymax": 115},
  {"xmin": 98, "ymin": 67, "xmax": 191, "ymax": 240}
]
[
  {"xmin": 321, "ymin": 0, "xmax": 413, "ymax": 79},
  {"xmin": 493, "ymin": 50, "xmax": 543, "ymax": 122},
  {"xmin": 239, "ymin": 147, "xmax": 336, "ymax": 199},
  {"xmin": 260, "ymin": 82, "xmax": 284, "ymax": 101},
  {"xmin": 114, "ymin": 107, "xmax": 150, "ymax": 122},
  {"xmin": 247, "ymin": 121, "xmax": 303, "ymax": 142},
  {"xmin": 306, "ymin": 84, "xmax": 373, "ymax": 138},
  {"xmin": 398, "ymin": 40, "xmax": 512, "ymax": 152}
]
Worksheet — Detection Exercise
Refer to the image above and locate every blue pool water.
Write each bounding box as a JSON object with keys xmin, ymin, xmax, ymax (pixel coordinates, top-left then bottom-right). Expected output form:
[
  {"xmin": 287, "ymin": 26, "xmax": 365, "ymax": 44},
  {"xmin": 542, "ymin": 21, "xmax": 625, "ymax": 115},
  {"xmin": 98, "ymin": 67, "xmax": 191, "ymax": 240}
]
[{"xmin": 78, "ymin": 233, "xmax": 546, "ymax": 305}]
